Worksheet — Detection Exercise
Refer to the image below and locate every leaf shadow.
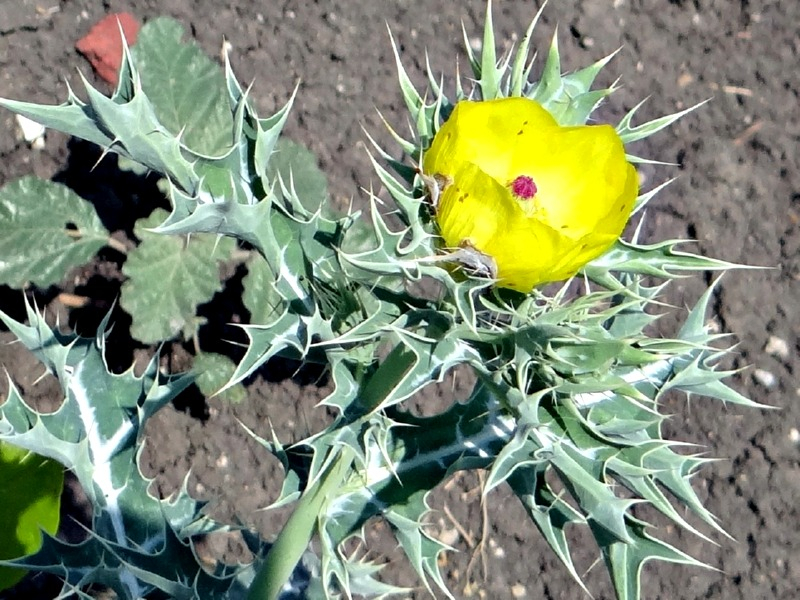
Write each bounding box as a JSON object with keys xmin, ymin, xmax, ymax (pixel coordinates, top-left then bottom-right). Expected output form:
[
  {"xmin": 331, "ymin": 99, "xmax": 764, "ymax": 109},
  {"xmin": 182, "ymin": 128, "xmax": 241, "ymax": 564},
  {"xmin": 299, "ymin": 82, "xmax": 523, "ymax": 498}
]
[{"xmin": 52, "ymin": 138, "xmax": 168, "ymax": 237}]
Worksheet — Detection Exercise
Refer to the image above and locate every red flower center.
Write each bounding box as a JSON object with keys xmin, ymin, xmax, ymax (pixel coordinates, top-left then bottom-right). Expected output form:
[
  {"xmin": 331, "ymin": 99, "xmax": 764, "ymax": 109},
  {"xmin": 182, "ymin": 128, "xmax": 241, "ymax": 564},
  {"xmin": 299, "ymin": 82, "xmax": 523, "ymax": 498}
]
[{"xmin": 510, "ymin": 175, "xmax": 537, "ymax": 200}]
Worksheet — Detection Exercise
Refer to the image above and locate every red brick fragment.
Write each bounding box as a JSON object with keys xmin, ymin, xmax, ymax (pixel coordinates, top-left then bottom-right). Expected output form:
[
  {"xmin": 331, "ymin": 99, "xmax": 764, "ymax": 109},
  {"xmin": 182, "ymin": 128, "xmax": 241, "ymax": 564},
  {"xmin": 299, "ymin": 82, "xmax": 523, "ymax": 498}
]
[{"xmin": 75, "ymin": 13, "xmax": 140, "ymax": 86}]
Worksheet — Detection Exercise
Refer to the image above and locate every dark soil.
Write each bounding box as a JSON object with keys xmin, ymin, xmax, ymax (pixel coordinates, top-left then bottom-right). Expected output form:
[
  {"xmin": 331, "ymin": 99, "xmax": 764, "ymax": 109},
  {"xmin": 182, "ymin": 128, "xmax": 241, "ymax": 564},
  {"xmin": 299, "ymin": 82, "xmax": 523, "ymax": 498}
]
[{"xmin": 1, "ymin": 1, "xmax": 798, "ymax": 599}]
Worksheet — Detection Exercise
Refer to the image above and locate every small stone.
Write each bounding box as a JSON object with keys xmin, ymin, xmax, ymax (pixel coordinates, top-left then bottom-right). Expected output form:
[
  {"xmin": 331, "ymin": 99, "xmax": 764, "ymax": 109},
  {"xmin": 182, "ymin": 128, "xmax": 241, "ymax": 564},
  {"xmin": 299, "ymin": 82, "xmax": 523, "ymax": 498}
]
[
  {"xmin": 492, "ymin": 545, "xmax": 505, "ymax": 559},
  {"xmin": 677, "ymin": 72, "xmax": 694, "ymax": 88},
  {"xmin": 789, "ymin": 428, "xmax": 800, "ymax": 443},
  {"xmin": 706, "ymin": 318, "xmax": 722, "ymax": 334},
  {"xmin": 511, "ymin": 583, "xmax": 526, "ymax": 598},
  {"xmin": 753, "ymin": 369, "xmax": 778, "ymax": 389},
  {"xmin": 438, "ymin": 527, "xmax": 459, "ymax": 547},
  {"xmin": 215, "ymin": 453, "xmax": 229, "ymax": 468},
  {"xmin": 765, "ymin": 335, "xmax": 790, "ymax": 360}
]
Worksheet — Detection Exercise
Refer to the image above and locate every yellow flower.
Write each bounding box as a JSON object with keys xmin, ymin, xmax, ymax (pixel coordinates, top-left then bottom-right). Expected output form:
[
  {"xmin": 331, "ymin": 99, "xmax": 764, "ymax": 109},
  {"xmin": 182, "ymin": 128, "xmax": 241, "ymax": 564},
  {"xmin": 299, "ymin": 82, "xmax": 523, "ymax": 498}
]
[{"xmin": 422, "ymin": 97, "xmax": 638, "ymax": 292}]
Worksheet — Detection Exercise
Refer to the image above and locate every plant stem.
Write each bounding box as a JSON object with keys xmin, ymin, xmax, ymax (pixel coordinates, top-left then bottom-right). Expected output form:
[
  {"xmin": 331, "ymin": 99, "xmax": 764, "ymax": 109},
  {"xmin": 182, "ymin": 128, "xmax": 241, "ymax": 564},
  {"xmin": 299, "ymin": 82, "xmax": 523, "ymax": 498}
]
[
  {"xmin": 247, "ymin": 344, "xmax": 415, "ymax": 598},
  {"xmin": 246, "ymin": 446, "xmax": 355, "ymax": 600},
  {"xmin": 106, "ymin": 235, "xmax": 128, "ymax": 254}
]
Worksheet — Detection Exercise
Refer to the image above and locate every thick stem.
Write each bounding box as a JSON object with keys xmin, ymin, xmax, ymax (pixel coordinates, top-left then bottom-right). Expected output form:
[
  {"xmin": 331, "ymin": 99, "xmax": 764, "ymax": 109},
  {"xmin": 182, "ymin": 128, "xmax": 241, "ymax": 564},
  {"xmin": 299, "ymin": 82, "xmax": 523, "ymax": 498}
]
[
  {"xmin": 246, "ymin": 447, "xmax": 354, "ymax": 600},
  {"xmin": 247, "ymin": 344, "xmax": 415, "ymax": 598}
]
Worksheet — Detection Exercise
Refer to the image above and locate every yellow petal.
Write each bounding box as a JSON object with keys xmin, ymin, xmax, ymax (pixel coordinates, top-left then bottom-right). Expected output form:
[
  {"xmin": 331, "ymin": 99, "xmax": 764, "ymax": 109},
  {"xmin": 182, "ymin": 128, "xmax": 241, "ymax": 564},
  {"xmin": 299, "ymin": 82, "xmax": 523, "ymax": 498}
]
[
  {"xmin": 424, "ymin": 97, "xmax": 558, "ymax": 186},
  {"xmin": 435, "ymin": 161, "xmax": 516, "ymax": 251},
  {"xmin": 510, "ymin": 124, "xmax": 632, "ymax": 232},
  {"xmin": 424, "ymin": 97, "xmax": 638, "ymax": 292}
]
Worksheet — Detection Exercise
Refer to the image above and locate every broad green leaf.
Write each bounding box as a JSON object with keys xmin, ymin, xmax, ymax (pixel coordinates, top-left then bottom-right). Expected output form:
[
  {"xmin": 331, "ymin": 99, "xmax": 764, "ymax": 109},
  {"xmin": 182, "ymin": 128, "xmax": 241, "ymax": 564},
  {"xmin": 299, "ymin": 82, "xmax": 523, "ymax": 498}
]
[
  {"xmin": 0, "ymin": 176, "xmax": 109, "ymax": 287},
  {"xmin": 194, "ymin": 352, "xmax": 247, "ymax": 403},
  {"xmin": 0, "ymin": 441, "xmax": 63, "ymax": 590},
  {"xmin": 132, "ymin": 17, "xmax": 233, "ymax": 156},
  {"xmin": 242, "ymin": 252, "xmax": 281, "ymax": 325},
  {"xmin": 120, "ymin": 208, "xmax": 234, "ymax": 344}
]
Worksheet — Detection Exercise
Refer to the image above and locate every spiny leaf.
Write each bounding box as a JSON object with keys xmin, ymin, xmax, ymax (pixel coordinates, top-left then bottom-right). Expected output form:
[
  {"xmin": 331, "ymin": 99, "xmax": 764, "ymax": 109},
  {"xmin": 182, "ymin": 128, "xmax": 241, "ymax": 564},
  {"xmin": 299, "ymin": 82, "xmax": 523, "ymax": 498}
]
[
  {"xmin": 384, "ymin": 491, "xmax": 453, "ymax": 598},
  {"xmin": 477, "ymin": 0, "xmax": 501, "ymax": 99},
  {"xmin": 584, "ymin": 239, "xmax": 745, "ymax": 290},
  {"xmin": 530, "ymin": 33, "xmax": 564, "ymax": 108},
  {"xmin": 0, "ymin": 63, "xmax": 201, "ymax": 191},
  {"xmin": 507, "ymin": 463, "xmax": 590, "ymax": 595},
  {"xmin": 356, "ymin": 317, "xmax": 481, "ymax": 415},
  {"xmin": 550, "ymin": 443, "xmax": 642, "ymax": 545},
  {"xmin": 4, "ymin": 520, "xmax": 257, "ymax": 600},
  {"xmin": 0, "ymin": 302, "xmax": 232, "ymax": 599},
  {"xmin": 617, "ymin": 98, "xmax": 709, "ymax": 145},
  {"xmin": 600, "ymin": 518, "xmax": 711, "ymax": 600},
  {"xmin": 483, "ymin": 426, "xmax": 542, "ymax": 496},
  {"xmin": 509, "ymin": 3, "xmax": 546, "ymax": 97},
  {"xmin": 267, "ymin": 138, "xmax": 329, "ymax": 212},
  {"xmin": 0, "ymin": 176, "xmax": 109, "ymax": 288}
]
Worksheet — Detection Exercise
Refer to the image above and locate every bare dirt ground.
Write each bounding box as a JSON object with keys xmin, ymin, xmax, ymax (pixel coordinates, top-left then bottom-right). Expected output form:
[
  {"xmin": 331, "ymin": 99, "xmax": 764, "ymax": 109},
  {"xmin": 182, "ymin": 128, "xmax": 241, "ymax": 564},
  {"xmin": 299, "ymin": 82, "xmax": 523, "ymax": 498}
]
[{"xmin": 0, "ymin": 1, "xmax": 798, "ymax": 599}]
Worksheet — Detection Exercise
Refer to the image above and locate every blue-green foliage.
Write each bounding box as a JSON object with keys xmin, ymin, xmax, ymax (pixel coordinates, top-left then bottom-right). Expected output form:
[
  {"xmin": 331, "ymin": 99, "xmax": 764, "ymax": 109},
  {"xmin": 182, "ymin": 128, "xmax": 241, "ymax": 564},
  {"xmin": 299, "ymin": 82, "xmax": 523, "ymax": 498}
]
[{"xmin": 0, "ymin": 5, "xmax": 759, "ymax": 600}]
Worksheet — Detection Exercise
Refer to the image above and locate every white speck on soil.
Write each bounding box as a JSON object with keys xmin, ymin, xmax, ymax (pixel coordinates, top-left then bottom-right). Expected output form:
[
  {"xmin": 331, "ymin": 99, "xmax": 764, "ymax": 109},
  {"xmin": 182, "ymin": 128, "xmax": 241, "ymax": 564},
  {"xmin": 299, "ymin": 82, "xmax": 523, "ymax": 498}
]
[
  {"xmin": 765, "ymin": 335, "xmax": 790, "ymax": 360},
  {"xmin": 438, "ymin": 527, "xmax": 460, "ymax": 547},
  {"xmin": 753, "ymin": 369, "xmax": 778, "ymax": 389}
]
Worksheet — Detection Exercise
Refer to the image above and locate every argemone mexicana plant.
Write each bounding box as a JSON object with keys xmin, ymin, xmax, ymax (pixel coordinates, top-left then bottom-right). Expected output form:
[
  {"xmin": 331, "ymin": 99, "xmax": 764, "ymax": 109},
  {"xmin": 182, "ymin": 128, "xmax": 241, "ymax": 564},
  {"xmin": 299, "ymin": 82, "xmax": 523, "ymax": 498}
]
[{"xmin": 0, "ymin": 3, "xmax": 763, "ymax": 599}]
